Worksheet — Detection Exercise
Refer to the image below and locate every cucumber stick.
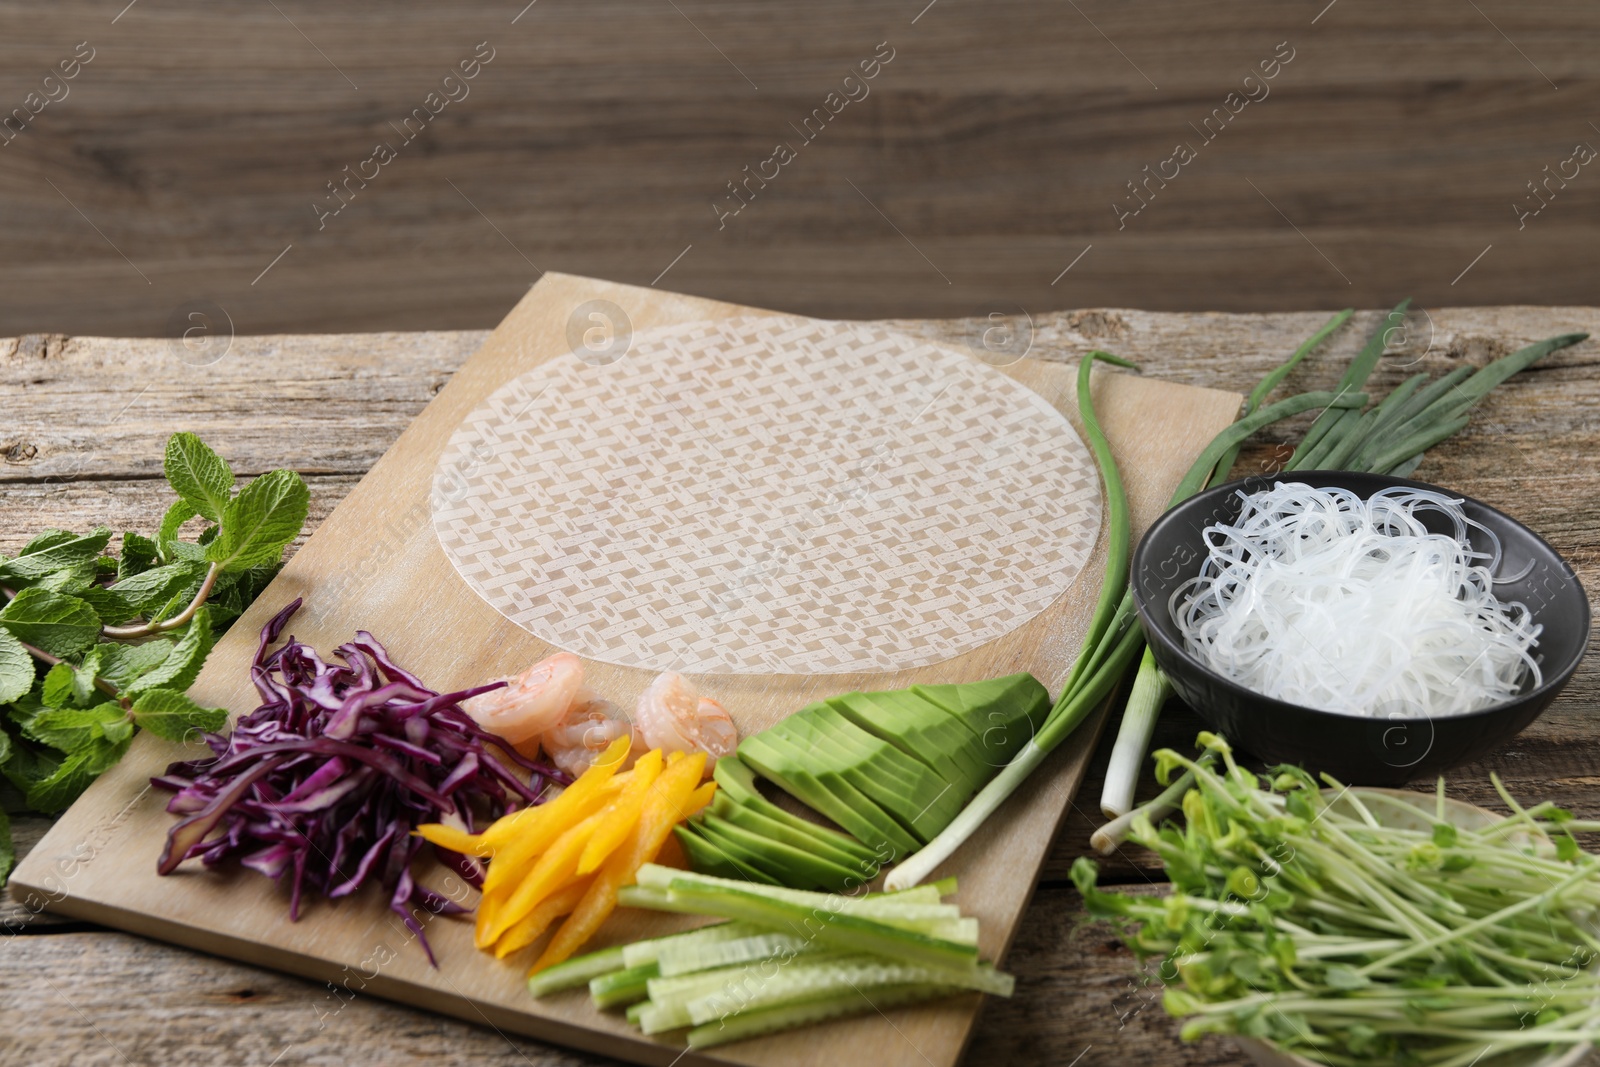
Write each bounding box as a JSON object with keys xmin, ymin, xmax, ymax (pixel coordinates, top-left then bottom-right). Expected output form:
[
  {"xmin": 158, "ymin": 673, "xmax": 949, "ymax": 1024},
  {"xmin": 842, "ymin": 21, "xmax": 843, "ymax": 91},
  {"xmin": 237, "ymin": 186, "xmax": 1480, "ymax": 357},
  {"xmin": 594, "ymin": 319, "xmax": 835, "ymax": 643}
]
[
  {"xmin": 620, "ymin": 920, "xmax": 759, "ymax": 970},
  {"xmin": 588, "ymin": 963, "xmax": 657, "ymax": 1009},
  {"xmin": 684, "ymin": 956, "xmax": 1014, "ymax": 1025},
  {"xmin": 527, "ymin": 946, "xmax": 626, "ymax": 999},
  {"xmin": 686, "ymin": 982, "xmax": 958, "ymax": 1049},
  {"xmin": 528, "ymin": 921, "xmax": 735, "ymax": 998},
  {"xmin": 655, "ymin": 930, "xmax": 819, "ymax": 977},
  {"xmin": 641, "ymin": 882, "xmax": 979, "ymax": 974},
  {"xmin": 557, "ymin": 864, "xmax": 1008, "ymax": 1050}
]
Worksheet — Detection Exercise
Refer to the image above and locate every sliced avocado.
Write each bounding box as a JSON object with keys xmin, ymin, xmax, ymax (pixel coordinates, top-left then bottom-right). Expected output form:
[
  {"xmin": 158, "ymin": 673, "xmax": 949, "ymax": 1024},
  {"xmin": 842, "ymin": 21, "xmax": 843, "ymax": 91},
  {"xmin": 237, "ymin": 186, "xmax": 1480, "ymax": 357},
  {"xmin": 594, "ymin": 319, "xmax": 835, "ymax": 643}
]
[
  {"xmin": 913, "ymin": 672, "xmax": 1050, "ymax": 768},
  {"xmin": 763, "ymin": 712, "xmax": 933, "ymax": 819},
  {"xmin": 773, "ymin": 703, "xmax": 948, "ymax": 798},
  {"xmin": 772, "ymin": 707, "xmax": 964, "ymax": 842},
  {"xmin": 913, "ymin": 672, "xmax": 1050, "ymax": 729},
  {"xmin": 806, "ymin": 703, "xmax": 969, "ymax": 826},
  {"xmin": 710, "ymin": 792, "xmax": 877, "ymax": 877},
  {"xmin": 691, "ymin": 816, "xmax": 802, "ymax": 885},
  {"xmin": 673, "ymin": 824, "xmax": 780, "ymax": 884},
  {"xmin": 743, "ymin": 730, "xmax": 923, "ymax": 851},
  {"xmin": 827, "ymin": 690, "xmax": 989, "ymax": 795},
  {"xmin": 712, "ymin": 756, "xmax": 878, "ymax": 863},
  {"xmin": 700, "ymin": 812, "xmax": 862, "ymax": 892},
  {"xmin": 738, "ymin": 735, "xmax": 919, "ymax": 859},
  {"xmin": 713, "ymin": 754, "xmax": 772, "ymax": 807}
]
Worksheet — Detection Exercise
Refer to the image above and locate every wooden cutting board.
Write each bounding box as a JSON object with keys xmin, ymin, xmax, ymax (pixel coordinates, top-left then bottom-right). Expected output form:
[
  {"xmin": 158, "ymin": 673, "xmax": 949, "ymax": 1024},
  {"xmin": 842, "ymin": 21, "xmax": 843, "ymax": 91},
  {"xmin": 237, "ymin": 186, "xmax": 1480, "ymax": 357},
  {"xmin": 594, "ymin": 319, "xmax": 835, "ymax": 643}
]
[{"xmin": 11, "ymin": 273, "xmax": 1240, "ymax": 1067}]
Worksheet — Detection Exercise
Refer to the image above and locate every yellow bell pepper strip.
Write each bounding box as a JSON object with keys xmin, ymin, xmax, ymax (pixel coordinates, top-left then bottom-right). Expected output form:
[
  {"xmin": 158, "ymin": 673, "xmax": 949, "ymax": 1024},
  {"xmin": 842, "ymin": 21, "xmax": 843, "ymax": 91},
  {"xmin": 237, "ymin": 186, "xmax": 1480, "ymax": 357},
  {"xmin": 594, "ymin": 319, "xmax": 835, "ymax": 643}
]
[
  {"xmin": 423, "ymin": 736, "xmax": 635, "ymax": 880},
  {"xmin": 492, "ymin": 876, "xmax": 593, "ymax": 960},
  {"xmin": 480, "ymin": 751, "xmax": 636, "ymax": 851},
  {"xmin": 414, "ymin": 772, "xmax": 628, "ymax": 859},
  {"xmin": 471, "ymin": 738, "xmax": 633, "ymax": 947},
  {"xmin": 529, "ymin": 752, "xmax": 713, "ymax": 974},
  {"xmin": 479, "ymin": 735, "xmax": 631, "ymax": 895},
  {"xmin": 482, "ymin": 808, "xmax": 607, "ymax": 946},
  {"xmin": 412, "ymin": 821, "xmax": 485, "ymax": 857},
  {"xmin": 683, "ymin": 780, "xmax": 716, "ymax": 817},
  {"xmin": 576, "ymin": 750, "xmax": 664, "ymax": 877}
]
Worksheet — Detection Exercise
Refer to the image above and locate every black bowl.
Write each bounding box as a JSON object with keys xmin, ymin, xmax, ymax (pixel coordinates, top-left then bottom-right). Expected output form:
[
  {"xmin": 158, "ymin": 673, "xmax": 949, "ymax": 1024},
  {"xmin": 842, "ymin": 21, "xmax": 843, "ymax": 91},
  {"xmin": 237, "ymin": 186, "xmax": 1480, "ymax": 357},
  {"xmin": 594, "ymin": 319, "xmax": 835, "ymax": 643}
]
[{"xmin": 1130, "ymin": 471, "xmax": 1590, "ymax": 785}]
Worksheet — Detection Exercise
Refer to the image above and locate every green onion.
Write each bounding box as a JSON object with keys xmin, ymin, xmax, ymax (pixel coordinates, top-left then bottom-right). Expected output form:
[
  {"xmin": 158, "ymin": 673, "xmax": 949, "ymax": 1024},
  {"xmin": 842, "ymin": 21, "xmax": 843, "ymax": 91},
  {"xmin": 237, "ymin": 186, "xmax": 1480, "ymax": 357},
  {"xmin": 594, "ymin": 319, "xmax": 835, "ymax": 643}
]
[
  {"xmin": 1091, "ymin": 750, "xmax": 1215, "ymax": 853},
  {"xmin": 1099, "ymin": 647, "xmax": 1173, "ymax": 817},
  {"xmin": 1210, "ymin": 307, "xmax": 1353, "ymax": 482}
]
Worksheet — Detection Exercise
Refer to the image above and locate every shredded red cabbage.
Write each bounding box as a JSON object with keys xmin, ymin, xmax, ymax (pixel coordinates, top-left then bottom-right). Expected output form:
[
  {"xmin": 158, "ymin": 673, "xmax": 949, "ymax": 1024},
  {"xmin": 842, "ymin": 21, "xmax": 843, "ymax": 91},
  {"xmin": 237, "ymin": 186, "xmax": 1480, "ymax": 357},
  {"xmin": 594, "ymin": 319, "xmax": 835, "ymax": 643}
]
[{"xmin": 152, "ymin": 598, "xmax": 570, "ymax": 964}]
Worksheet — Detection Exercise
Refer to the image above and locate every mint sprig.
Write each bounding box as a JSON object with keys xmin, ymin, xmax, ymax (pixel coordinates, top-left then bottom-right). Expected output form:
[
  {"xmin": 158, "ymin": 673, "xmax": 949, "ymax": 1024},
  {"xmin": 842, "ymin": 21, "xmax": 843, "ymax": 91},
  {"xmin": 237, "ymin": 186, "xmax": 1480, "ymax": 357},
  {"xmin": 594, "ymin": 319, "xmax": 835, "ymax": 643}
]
[{"xmin": 0, "ymin": 432, "xmax": 308, "ymax": 881}]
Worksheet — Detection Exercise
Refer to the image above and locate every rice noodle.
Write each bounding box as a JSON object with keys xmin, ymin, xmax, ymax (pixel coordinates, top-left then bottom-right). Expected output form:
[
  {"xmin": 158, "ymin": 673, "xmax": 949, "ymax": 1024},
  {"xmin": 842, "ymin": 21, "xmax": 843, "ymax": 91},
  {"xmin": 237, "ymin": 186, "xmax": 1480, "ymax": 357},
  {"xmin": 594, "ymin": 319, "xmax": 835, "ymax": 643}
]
[{"xmin": 1170, "ymin": 483, "xmax": 1542, "ymax": 718}]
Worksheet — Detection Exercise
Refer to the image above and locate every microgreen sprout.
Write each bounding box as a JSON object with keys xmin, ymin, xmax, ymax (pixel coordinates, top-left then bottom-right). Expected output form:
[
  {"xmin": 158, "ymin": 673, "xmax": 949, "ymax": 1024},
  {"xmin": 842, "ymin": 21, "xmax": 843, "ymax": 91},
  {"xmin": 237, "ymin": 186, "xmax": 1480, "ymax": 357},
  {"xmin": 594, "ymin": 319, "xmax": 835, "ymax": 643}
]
[{"xmin": 1077, "ymin": 734, "xmax": 1600, "ymax": 1066}]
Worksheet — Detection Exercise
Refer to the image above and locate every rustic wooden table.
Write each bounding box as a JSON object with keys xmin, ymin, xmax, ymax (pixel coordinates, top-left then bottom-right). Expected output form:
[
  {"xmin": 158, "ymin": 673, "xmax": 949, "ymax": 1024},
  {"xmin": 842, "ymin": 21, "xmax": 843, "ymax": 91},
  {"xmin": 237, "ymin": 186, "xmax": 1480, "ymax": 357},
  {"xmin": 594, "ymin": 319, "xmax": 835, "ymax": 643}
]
[{"xmin": 3, "ymin": 305, "xmax": 1597, "ymax": 1066}]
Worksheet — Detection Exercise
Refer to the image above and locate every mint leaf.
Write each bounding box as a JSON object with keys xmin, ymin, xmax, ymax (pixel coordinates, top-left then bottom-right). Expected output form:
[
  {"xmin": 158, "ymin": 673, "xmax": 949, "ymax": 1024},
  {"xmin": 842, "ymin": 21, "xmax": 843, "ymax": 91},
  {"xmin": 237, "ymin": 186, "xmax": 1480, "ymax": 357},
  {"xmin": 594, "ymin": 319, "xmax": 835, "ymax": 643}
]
[
  {"xmin": 19, "ymin": 530, "xmax": 78, "ymax": 555},
  {"xmin": 69, "ymin": 646, "xmax": 104, "ymax": 705},
  {"xmin": 0, "ymin": 528, "xmax": 112, "ymax": 581},
  {"xmin": 5, "ymin": 687, "xmax": 47, "ymax": 734},
  {"xmin": 125, "ymin": 608, "xmax": 213, "ymax": 695},
  {"xmin": 26, "ymin": 736, "xmax": 126, "ymax": 812},
  {"xmin": 76, "ymin": 586, "xmax": 138, "ymax": 625},
  {"xmin": 0, "ymin": 588, "xmax": 101, "ymax": 658},
  {"xmin": 204, "ymin": 565, "xmax": 277, "ymax": 632},
  {"xmin": 132, "ymin": 689, "xmax": 227, "ymax": 743},
  {"xmin": 1, "ymin": 739, "xmax": 59, "ymax": 796},
  {"xmin": 35, "ymin": 558, "xmax": 100, "ymax": 594},
  {"xmin": 157, "ymin": 499, "xmax": 199, "ymax": 560},
  {"xmin": 40, "ymin": 662, "xmax": 77, "ymax": 709},
  {"xmin": 25, "ymin": 703, "xmax": 127, "ymax": 754},
  {"xmin": 164, "ymin": 433, "xmax": 235, "ymax": 523},
  {"xmin": 117, "ymin": 531, "xmax": 159, "ymax": 580},
  {"xmin": 206, "ymin": 469, "xmax": 309, "ymax": 572},
  {"xmin": 96, "ymin": 639, "xmax": 174, "ymax": 689},
  {"xmin": 0, "ymin": 627, "xmax": 33, "ymax": 704},
  {"xmin": 0, "ymin": 727, "xmax": 11, "ymax": 765},
  {"xmin": 165, "ymin": 539, "xmax": 208, "ymax": 564},
  {"xmin": 103, "ymin": 716, "xmax": 134, "ymax": 745},
  {"xmin": 110, "ymin": 560, "xmax": 206, "ymax": 613}
]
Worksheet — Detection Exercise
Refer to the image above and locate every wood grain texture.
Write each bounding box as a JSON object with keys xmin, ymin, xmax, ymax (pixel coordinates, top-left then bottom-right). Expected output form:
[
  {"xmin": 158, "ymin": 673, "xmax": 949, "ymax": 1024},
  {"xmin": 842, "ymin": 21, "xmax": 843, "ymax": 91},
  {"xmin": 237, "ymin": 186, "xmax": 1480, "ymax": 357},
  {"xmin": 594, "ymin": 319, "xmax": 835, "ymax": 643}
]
[
  {"xmin": 7, "ymin": 273, "xmax": 1242, "ymax": 1067},
  {"xmin": 2, "ymin": 3, "xmax": 1599, "ymax": 336},
  {"xmin": 3, "ymin": 299, "xmax": 1597, "ymax": 1067}
]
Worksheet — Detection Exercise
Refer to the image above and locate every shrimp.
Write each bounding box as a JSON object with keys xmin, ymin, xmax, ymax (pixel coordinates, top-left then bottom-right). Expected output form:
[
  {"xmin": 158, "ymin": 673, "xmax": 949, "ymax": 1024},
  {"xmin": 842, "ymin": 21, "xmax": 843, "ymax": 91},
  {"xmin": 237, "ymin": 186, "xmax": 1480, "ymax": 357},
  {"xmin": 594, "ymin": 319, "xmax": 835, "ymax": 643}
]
[
  {"xmin": 540, "ymin": 688, "xmax": 636, "ymax": 778},
  {"xmin": 462, "ymin": 651, "xmax": 584, "ymax": 745},
  {"xmin": 634, "ymin": 672, "xmax": 740, "ymax": 766}
]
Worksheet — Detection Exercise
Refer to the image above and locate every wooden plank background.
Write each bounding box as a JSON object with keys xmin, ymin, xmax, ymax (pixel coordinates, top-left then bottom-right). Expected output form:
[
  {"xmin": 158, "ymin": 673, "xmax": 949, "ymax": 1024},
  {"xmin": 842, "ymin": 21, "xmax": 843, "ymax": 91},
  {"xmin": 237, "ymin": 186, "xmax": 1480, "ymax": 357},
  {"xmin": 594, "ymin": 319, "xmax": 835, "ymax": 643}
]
[
  {"xmin": 1, "ymin": 2, "xmax": 1598, "ymax": 337},
  {"xmin": 2, "ymin": 303, "xmax": 1597, "ymax": 1065}
]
